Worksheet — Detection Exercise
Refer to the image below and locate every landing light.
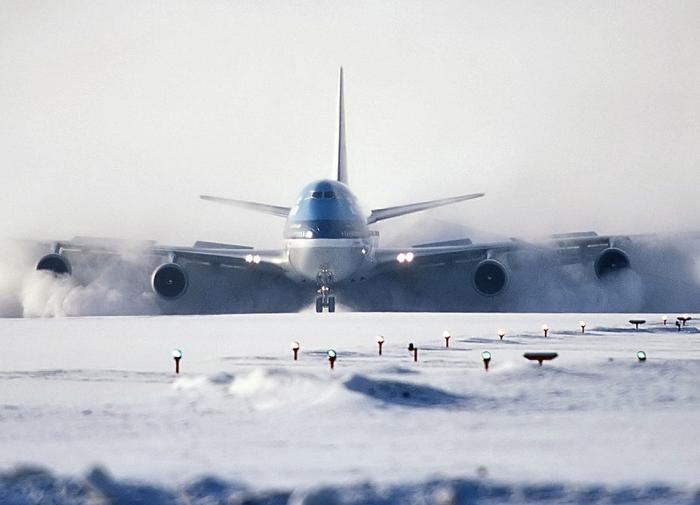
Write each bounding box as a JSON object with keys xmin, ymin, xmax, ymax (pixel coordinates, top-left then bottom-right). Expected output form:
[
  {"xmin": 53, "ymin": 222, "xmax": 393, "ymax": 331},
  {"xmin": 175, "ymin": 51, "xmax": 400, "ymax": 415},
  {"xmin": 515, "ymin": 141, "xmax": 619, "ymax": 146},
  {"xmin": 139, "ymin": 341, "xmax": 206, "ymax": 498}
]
[
  {"xmin": 396, "ymin": 252, "xmax": 414, "ymax": 264},
  {"xmin": 245, "ymin": 254, "xmax": 262, "ymax": 264},
  {"xmin": 304, "ymin": 230, "xmax": 314, "ymax": 239}
]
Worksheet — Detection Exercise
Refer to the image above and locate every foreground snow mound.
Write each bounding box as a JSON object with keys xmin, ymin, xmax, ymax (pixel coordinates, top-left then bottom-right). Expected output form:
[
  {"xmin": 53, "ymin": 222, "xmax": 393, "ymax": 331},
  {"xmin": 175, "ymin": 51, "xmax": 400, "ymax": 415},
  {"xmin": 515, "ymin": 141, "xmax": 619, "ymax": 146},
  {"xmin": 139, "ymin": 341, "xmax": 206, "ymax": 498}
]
[
  {"xmin": 1, "ymin": 466, "xmax": 698, "ymax": 505},
  {"xmin": 344, "ymin": 374, "xmax": 467, "ymax": 408}
]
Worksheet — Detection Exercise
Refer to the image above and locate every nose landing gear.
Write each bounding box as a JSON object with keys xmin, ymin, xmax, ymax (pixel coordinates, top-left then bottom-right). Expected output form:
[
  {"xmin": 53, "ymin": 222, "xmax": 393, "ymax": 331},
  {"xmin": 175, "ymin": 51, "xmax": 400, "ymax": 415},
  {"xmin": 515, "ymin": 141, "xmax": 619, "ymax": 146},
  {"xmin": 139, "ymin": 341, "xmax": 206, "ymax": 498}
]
[{"xmin": 315, "ymin": 269, "xmax": 336, "ymax": 313}]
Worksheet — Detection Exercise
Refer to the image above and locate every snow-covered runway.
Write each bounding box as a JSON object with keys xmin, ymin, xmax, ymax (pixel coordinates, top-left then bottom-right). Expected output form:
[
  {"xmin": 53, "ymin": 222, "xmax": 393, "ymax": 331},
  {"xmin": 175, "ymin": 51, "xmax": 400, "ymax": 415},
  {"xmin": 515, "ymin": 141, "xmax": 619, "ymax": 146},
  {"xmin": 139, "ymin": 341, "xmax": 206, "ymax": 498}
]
[{"xmin": 1, "ymin": 313, "xmax": 699, "ymax": 503}]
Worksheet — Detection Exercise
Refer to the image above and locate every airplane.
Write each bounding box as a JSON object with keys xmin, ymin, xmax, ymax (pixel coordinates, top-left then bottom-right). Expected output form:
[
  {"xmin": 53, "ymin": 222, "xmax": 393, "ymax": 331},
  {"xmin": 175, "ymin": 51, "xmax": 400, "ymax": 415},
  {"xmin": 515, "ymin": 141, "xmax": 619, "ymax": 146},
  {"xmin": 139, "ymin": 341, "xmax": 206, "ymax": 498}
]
[{"xmin": 35, "ymin": 68, "xmax": 638, "ymax": 313}]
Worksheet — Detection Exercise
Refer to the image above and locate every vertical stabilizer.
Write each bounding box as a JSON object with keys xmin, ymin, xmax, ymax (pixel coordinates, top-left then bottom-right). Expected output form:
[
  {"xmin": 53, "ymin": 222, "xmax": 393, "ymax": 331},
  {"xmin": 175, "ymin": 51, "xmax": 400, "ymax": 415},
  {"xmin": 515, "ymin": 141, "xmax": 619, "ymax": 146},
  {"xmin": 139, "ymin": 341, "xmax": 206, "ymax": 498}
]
[{"xmin": 335, "ymin": 67, "xmax": 348, "ymax": 185}]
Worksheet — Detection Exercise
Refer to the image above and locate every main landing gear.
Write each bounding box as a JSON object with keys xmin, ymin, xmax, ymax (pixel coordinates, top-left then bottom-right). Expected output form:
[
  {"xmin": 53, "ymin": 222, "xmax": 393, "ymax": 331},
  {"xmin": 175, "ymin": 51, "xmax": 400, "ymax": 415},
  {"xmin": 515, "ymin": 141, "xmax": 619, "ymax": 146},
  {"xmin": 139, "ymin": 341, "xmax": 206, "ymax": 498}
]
[{"xmin": 315, "ymin": 269, "xmax": 335, "ymax": 313}]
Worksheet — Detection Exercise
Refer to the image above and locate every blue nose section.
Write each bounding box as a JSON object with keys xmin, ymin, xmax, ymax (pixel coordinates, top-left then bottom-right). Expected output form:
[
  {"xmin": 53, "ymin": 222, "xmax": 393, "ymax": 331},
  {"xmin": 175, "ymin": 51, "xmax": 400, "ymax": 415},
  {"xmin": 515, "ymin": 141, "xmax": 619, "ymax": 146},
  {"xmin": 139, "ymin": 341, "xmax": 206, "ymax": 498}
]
[{"xmin": 285, "ymin": 179, "xmax": 368, "ymax": 240}]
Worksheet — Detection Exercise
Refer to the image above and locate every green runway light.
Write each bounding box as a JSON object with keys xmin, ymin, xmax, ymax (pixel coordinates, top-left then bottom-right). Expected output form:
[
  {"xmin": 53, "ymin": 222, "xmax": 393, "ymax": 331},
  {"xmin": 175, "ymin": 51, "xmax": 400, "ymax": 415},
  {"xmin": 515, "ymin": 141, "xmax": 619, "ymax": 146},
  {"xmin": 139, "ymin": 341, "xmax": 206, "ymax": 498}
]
[{"xmin": 481, "ymin": 351, "xmax": 492, "ymax": 371}]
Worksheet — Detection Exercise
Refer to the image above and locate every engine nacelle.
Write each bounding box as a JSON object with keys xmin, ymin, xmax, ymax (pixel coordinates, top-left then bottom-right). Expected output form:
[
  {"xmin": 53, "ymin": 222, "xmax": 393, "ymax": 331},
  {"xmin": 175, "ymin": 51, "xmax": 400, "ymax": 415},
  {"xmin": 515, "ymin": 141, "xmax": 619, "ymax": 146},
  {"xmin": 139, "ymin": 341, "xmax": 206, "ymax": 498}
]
[
  {"xmin": 595, "ymin": 247, "xmax": 631, "ymax": 279},
  {"xmin": 473, "ymin": 259, "xmax": 509, "ymax": 296},
  {"xmin": 151, "ymin": 263, "xmax": 189, "ymax": 300},
  {"xmin": 36, "ymin": 253, "xmax": 72, "ymax": 276}
]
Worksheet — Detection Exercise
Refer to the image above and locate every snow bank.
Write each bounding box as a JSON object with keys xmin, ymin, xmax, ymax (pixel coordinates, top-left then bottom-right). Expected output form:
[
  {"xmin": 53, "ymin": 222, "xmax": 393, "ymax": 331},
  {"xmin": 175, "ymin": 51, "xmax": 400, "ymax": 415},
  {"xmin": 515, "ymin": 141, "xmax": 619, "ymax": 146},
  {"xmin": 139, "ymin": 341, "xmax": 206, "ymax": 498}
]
[{"xmin": 1, "ymin": 465, "xmax": 697, "ymax": 505}]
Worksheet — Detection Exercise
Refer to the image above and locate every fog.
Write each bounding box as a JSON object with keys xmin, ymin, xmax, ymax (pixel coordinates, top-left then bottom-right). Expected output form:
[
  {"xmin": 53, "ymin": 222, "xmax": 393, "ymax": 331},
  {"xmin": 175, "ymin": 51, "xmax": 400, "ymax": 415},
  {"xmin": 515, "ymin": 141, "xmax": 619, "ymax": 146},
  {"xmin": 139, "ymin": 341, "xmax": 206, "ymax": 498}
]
[{"xmin": 1, "ymin": 1, "xmax": 699, "ymax": 315}]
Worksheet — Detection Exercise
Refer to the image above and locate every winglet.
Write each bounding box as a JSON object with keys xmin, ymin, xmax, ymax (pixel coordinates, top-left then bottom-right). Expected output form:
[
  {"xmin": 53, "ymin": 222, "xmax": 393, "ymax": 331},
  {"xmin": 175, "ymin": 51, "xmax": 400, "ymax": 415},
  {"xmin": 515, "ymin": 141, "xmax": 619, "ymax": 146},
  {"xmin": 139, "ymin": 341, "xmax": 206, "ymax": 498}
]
[{"xmin": 335, "ymin": 67, "xmax": 348, "ymax": 185}]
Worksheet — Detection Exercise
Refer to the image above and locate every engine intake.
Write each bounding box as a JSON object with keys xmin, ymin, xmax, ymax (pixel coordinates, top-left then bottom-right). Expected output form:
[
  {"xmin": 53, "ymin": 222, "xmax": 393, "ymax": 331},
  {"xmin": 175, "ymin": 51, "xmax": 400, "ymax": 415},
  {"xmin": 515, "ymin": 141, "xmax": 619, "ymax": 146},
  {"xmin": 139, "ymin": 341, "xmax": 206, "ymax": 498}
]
[
  {"xmin": 36, "ymin": 253, "xmax": 72, "ymax": 276},
  {"xmin": 473, "ymin": 259, "xmax": 509, "ymax": 296},
  {"xmin": 151, "ymin": 263, "xmax": 189, "ymax": 299},
  {"xmin": 595, "ymin": 247, "xmax": 630, "ymax": 279}
]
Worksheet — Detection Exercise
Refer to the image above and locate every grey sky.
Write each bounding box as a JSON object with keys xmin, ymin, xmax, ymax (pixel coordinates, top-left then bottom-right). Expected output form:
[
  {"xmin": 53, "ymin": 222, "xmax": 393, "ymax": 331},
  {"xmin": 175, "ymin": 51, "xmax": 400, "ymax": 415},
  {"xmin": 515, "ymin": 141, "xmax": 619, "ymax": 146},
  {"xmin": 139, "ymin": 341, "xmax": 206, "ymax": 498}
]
[{"xmin": 1, "ymin": 0, "xmax": 698, "ymax": 247}]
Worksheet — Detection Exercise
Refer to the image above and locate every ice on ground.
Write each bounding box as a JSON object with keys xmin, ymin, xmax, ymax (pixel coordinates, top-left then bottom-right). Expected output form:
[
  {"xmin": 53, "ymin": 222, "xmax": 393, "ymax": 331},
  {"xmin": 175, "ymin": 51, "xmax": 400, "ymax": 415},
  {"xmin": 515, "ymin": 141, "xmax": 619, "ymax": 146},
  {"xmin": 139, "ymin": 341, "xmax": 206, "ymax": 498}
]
[{"xmin": 1, "ymin": 312, "xmax": 700, "ymax": 503}]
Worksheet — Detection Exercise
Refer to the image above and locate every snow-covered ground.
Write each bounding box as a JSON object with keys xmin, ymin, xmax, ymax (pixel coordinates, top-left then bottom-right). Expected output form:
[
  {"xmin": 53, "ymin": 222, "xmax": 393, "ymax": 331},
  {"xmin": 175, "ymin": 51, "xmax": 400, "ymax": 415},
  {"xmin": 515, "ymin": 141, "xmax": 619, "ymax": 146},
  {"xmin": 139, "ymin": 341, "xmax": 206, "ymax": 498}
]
[{"xmin": 1, "ymin": 312, "xmax": 700, "ymax": 504}]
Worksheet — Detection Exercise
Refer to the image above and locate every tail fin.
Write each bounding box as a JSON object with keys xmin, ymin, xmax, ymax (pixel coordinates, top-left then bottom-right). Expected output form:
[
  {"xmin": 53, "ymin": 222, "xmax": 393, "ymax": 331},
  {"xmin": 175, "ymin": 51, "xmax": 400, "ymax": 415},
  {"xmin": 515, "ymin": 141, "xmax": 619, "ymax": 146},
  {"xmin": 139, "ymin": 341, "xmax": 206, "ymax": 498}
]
[{"xmin": 335, "ymin": 67, "xmax": 348, "ymax": 185}]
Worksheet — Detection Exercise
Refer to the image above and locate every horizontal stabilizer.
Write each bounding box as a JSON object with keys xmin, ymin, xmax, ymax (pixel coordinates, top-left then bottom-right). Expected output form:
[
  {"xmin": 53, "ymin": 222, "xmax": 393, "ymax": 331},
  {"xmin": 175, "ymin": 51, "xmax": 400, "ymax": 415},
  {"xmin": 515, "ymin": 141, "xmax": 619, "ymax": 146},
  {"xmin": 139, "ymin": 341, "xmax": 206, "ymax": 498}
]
[
  {"xmin": 200, "ymin": 195, "xmax": 291, "ymax": 218},
  {"xmin": 367, "ymin": 192, "xmax": 484, "ymax": 224}
]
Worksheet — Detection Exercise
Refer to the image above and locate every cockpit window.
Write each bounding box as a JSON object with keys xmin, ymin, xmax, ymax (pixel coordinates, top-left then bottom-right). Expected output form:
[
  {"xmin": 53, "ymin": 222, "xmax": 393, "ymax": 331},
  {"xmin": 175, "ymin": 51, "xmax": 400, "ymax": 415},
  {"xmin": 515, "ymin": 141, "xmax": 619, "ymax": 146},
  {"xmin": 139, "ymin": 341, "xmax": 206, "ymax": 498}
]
[{"xmin": 310, "ymin": 190, "xmax": 337, "ymax": 199}]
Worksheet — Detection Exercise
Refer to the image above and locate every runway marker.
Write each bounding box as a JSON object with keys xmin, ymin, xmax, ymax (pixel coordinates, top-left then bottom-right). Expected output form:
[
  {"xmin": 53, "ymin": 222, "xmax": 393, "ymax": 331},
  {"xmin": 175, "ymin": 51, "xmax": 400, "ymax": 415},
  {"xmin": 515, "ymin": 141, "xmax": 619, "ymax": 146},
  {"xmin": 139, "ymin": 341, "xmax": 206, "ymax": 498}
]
[
  {"xmin": 172, "ymin": 348, "xmax": 182, "ymax": 374},
  {"xmin": 662, "ymin": 315, "xmax": 668, "ymax": 326},
  {"xmin": 327, "ymin": 349, "xmax": 337, "ymax": 370},
  {"xmin": 376, "ymin": 335, "xmax": 384, "ymax": 355},
  {"xmin": 636, "ymin": 351, "xmax": 647, "ymax": 362},
  {"xmin": 542, "ymin": 324, "xmax": 549, "ymax": 338},
  {"xmin": 408, "ymin": 342, "xmax": 418, "ymax": 362},
  {"xmin": 579, "ymin": 321, "xmax": 586, "ymax": 334},
  {"xmin": 498, "ymin": 329, "xmax": 506, "ymax": 341},
  {"xmin": 523, "ymin": 352, "xmax": 558, "ymax": 366},
  {"xmin": 678, "ymin": 315, "xmax": 692, "ymax": 326},
  {"xmin": 291, "ymin": 341, "xmax": 300, "ymax": 360},
  {"xmin": 481, "ymin": 351, "xmax": 491, "ymax": 371},
  {"xmin": 443, "ymin": 330, "xmax": 451, "ymax": 348},
  {"xmin": 629, "ymin": 319, "xmax": 646, "ymax": 330}
]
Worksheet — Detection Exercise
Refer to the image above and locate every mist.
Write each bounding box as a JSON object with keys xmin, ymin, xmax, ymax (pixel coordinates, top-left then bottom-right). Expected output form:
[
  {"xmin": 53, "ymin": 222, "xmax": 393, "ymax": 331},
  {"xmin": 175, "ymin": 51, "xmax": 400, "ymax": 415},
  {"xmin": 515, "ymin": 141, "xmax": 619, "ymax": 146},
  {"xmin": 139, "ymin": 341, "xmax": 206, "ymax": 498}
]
[{"xmin": 0, "ymin": 1, "xmax": 699, "ymax": 316}]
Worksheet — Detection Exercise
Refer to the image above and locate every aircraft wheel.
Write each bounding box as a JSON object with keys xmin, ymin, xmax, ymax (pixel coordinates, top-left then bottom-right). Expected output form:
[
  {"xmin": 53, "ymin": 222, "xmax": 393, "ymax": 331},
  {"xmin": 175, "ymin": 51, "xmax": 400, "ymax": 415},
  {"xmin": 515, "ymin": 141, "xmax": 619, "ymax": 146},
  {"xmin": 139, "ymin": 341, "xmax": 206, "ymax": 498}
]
[
  {"xmin": 328, "ymin": 296, "xmax": 336, "ymax": 313},
  {"xmin": 315, "ymin": 297, "xmax": 323, "ymax": 313}
]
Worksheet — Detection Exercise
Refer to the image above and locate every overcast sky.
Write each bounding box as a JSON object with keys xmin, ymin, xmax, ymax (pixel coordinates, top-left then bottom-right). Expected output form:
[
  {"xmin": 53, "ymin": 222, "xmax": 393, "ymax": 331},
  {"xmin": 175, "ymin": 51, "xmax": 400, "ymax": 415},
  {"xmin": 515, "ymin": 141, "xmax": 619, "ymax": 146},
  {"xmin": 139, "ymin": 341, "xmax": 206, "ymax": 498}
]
[{"xmin": 1, "ymin": 1, "xmax": 698, "ymax": 247}]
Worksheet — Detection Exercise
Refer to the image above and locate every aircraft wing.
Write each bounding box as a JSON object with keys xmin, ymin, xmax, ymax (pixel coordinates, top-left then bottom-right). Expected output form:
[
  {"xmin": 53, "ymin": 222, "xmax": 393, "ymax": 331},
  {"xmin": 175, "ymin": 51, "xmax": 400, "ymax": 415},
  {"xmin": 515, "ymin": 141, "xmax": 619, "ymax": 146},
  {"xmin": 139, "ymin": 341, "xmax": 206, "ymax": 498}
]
[
  {"xmin": 371, "ymin": 229, "xmax": 700, "ymax": 276},
  {"xmin": 370, "ymin": 240, "xmax": 523, "ymax": 274},
  {"xmin": 51, "ymin": 237, "xmax": 288, "ymax": 275}
]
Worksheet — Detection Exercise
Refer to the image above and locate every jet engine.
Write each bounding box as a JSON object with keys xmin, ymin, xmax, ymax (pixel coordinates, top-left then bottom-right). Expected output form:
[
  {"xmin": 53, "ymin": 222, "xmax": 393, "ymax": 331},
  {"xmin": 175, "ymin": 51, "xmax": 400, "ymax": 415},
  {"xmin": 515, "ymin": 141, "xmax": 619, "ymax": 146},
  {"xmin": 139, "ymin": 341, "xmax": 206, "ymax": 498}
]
[
  {"xmin": 36, "ymin": 253, "xmax": 72, "ymax": 275},
  {"xmin": 594, "ymin": 247, "xmax": 630, "ymax": 279},
  {"xmin": 473, "ymin": 259, "xmax": 509, "ymax": 296},
  {"xmin": 151, "ymin": 263, "xmax": 189, "ymax": 299}
]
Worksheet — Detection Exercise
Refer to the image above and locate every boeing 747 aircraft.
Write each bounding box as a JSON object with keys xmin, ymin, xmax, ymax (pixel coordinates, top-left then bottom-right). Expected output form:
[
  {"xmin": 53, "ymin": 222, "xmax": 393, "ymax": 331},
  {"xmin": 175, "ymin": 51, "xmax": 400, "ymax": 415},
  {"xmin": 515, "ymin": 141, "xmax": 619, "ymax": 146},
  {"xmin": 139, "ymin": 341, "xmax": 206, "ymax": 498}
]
[{"xmin": 35, "ymin": 69, "xmax": 641, "ymax": 312}]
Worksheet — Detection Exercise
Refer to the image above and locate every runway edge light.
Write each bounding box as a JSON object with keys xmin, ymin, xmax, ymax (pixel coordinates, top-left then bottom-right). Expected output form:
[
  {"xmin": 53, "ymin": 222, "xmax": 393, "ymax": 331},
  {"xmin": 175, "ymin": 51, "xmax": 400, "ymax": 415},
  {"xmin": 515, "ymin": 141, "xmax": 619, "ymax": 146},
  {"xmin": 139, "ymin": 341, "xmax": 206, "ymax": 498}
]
[
  {"xmin": 407, "ymin": 342, "xmax": 418, "ymax": 362},
  {"xmin": 327, "ymin": 349, "xmax": 337, "ymax": 369},
  {"xmin": 172, "ymin": 348, "xmax": 183, "ymax": 374},
  {"xmin": 291, "ymin": 341, "xmax": 300, "ymax": 361},
  {"xmin": 481, "ymin": 351, "xmax": 492, "ymax": 371},
  {"xmin": 443, "ymin": 330, "xmax": 451, "ymax": 348}
]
